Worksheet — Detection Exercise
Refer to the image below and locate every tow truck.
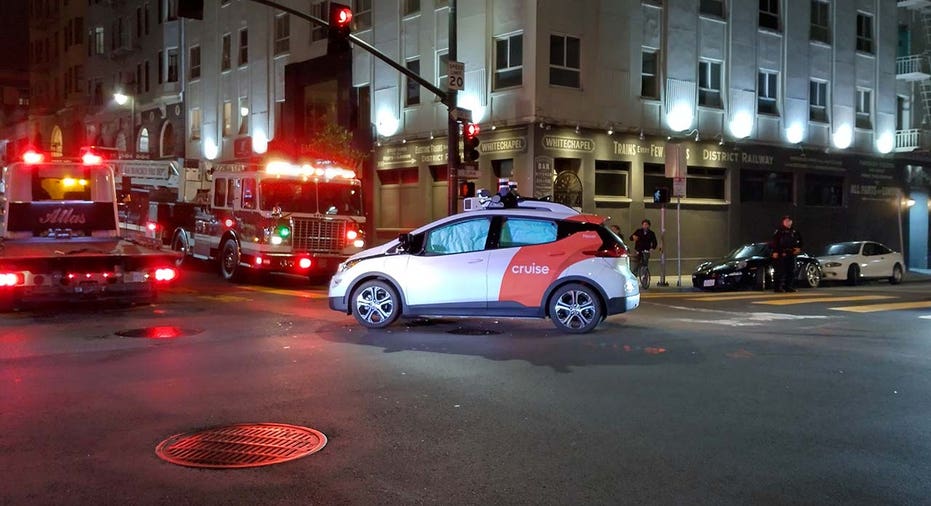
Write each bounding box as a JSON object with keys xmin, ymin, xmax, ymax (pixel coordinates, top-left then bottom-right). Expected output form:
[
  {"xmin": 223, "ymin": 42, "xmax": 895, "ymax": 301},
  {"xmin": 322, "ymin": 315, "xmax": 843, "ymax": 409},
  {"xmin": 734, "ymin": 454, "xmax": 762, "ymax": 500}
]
[
  {"xmin": 117, "ymin": 158, "xmax": 366, "ymax": 283},
  {"xmin": 0, "ymin": 149, "xmax": 180, "ymax": 311}
]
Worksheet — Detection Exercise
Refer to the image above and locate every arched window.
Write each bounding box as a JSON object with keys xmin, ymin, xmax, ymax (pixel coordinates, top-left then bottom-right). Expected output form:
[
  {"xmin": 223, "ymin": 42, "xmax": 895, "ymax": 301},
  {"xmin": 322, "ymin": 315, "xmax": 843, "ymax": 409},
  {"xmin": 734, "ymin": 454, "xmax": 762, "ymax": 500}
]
[
  {"xmin": 138, "ymin": 127, "xmax": 150, "ymax": 153},
  {"xmin": 50, "ymin": 126, "xmax": 63, "ymax": 157},
  {"xmin": 160, "ymin": 122, "xmax": 175, "ymax": 157}
]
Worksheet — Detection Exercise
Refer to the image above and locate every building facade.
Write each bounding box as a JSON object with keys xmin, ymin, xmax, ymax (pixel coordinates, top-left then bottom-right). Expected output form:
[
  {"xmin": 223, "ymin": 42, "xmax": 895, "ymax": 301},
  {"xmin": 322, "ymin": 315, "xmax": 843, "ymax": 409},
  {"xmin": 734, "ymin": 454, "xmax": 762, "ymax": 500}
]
[{"xmin": 361, "ymin": 0, "xmax": 930, "ymax": 271}]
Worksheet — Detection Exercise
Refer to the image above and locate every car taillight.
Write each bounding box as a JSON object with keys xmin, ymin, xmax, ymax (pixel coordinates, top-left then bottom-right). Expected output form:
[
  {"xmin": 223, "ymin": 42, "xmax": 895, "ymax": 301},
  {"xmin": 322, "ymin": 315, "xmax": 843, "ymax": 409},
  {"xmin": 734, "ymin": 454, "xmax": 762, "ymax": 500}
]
[
  {"xmin": 0, "ymin": 272, "xmax": 24, "ymax": 286},
  {"xmin": 584, "ymin": 244, "xmax": 628, "ymax": 258},
  {"xmin": 154, "ymin": 268, "xmax": 177, "ymax": 282}
]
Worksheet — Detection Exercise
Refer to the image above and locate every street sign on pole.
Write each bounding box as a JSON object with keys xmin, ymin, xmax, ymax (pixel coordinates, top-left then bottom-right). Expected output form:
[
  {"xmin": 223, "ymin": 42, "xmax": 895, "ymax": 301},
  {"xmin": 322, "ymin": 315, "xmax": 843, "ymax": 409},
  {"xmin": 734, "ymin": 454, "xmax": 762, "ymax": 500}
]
[
  {"xmin": 448, "ymin": 61, "xmax": 465, "ymax": 91},
  {"xmin": 665, "ymin": 141, "xmax": 687, "ymax": 179},
  {"xmin": 673, "ymin": 177, "xmax": 687, "ymax": 198},
  {"xmin": 449, "ymin": 106, "xmax": 472, "ymax": 122},
  {"xmin": 459, "ymin": 163, "xmax": 479, "ymax": 179}
]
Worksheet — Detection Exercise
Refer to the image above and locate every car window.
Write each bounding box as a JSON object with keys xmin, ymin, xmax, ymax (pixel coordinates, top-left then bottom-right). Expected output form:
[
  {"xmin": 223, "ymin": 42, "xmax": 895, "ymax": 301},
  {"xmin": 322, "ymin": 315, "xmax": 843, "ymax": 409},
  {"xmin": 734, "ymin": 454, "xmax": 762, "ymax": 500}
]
[
  {"xmin": 826, "ymin": 242, "xmax": 859, "ymax": 255},
  {"xmin": 863, "ymin": 243, "xmax": 879, "ymax": 256},
  {"xmin": 875, "ymin": 243, "xmax": 892, "ymax": 255},
  {"xmin": 499, "ymin": 218, "xmax": 557, "ymax": 248},
  {"xmin": 424, "ymin": 217, "xmax": 492, "ymax": 255}
]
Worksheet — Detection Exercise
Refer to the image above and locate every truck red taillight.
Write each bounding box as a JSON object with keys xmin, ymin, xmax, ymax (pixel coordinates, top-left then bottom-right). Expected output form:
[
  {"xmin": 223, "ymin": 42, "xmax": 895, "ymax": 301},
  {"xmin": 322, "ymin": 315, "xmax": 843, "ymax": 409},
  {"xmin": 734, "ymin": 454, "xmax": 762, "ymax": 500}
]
[
  {"xmin": 154, "ymin": 268, "xmax": 177, "ymax": 282},
  {"xmin": 0, "ymin": 272, "xmax": 24, "ymax": 286},
  {"xmin": 298, "ymin": 257, "xmax": 312, "ymax": 269}
]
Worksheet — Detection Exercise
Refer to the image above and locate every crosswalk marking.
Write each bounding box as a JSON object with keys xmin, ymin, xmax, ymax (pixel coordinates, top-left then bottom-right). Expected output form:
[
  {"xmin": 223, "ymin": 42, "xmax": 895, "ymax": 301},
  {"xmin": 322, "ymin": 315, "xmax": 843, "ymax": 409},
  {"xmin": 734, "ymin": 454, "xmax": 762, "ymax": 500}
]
[
  {"xmin": 831, "ymin": 301, "xmax": 931, "ymax": 313},
  {"xmin": 753, "ymin": 295, "xmax": 895, "ymax": 306}
]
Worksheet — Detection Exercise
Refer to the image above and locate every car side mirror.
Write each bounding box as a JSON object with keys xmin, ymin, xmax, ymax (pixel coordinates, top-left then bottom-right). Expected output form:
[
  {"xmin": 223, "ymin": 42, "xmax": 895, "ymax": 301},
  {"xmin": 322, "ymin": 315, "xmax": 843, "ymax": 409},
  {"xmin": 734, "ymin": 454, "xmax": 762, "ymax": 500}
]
[{"xmin": 397, "ymin": 233, "xmax": 411, "ymax": 252}]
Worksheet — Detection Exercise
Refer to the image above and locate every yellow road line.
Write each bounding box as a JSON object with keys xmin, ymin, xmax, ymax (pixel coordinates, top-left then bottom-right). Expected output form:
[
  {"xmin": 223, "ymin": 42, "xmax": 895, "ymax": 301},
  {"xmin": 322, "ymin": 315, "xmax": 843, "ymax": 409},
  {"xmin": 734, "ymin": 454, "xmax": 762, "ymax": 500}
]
[
  {"xmin": 753, "ymin": 295, "xmax": 895, "ymax": 306},
  {"xmin": 239, "ymin": 286, "xmax": 329, "ymax": 299},
  {"xmin": 831, "ymin": 300, "xmax": 931, "ymax": 313},
  {"xmin": 642, "ymin": 291, "xmax": 830, "ymax": 301}
]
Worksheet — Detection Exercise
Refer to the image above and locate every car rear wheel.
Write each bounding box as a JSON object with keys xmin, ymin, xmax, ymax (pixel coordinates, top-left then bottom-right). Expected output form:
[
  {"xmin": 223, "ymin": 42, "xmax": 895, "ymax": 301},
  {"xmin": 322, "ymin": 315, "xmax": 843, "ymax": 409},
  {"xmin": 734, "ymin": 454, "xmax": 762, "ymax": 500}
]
[
  {"xmin": 220, "ymin": 239, "xmax": 245, "ymax": 283},
  {"xmin": 170, "ymin": 232, "xmax": 188, "ymax": 268},
  {"xmin": 890, "ymin": 264, "xmax": 903, "ymax": 285},
  {"xmin": 846, "ymin": 264, "xmax": 860, "ymax": 286},
  {"xmin": 351, "ymin": 280, "xmax": 401, "ymax": 329},
  {"xmin": 803, "ymin": 263, "xmax": 821, "ymax": 288},
  {"xmin": 548, "ymin": 283, "xmax": 603, "ymax": 334}
]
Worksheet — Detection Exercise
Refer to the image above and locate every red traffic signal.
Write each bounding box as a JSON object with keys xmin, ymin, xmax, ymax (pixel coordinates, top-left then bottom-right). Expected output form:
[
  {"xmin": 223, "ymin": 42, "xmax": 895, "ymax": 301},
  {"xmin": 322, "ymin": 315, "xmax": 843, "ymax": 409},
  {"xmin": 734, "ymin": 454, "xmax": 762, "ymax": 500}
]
[
  {"xmin": 463, "ymin": 123, "xmax": 480, "ymax": 163},
  {"xmin": 328, "ymin": 3, "xmax": 353, "ymax": 53}
]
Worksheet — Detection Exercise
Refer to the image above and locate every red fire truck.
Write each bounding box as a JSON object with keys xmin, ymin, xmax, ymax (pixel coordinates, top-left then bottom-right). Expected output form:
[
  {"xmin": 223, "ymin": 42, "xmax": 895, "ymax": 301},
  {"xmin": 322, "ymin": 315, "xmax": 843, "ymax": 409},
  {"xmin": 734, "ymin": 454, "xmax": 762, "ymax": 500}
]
[
  {"xmin": 0, "ymin": 149, "xmax": 180, "ymax": 311},
  {"xmin": 116, "ymin": 158, "xmax": 366, "ymax": 283}
]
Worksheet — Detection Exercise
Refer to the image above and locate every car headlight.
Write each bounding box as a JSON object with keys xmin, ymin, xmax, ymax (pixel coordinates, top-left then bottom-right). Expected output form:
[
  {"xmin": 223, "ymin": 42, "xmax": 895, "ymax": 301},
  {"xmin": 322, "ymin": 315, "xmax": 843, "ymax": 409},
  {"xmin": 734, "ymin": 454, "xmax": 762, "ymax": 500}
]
[
  {"xmin": 824, "ymin": 262, "xmax": 842, "ymax": 268},
  {"xmin": 339, "ymin": 258, "xmax": 363, "ymax": 273}
]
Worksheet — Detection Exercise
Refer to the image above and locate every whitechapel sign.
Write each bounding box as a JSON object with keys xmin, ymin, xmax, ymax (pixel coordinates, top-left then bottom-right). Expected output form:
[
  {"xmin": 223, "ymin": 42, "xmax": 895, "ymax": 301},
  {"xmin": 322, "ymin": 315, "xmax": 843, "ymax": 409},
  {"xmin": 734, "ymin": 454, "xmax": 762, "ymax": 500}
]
[{"xmin": 542, "ymin": 135, "xmax": 595, "ymax": 152}]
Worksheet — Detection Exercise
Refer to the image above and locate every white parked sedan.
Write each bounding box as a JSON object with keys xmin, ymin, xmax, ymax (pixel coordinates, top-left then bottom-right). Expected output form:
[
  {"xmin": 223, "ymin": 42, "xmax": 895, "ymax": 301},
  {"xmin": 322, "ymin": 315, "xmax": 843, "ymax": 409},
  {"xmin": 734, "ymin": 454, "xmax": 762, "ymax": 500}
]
[
  {"xmin": 818, "ymin": 241, "xmax": 905, "ymax": 285},
  {"xmin": 328, "ymin": 197, "xmax": 640, "ymax": 333}
]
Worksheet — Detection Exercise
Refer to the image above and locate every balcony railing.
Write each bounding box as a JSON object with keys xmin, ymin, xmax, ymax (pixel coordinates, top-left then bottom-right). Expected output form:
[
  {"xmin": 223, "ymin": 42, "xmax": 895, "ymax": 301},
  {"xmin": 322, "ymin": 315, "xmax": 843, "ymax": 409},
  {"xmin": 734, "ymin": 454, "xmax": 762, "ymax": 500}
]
[
  {"xmin": 895, "ymin": 129, "xmax": 927, "ymax": 152},
  {"xmin": 896, "ymin": 55, "xmax": 931, "ymax": 81},
  {"xmin": 898, "ymin": 0, "xmax": 931, "ymax": 9}
]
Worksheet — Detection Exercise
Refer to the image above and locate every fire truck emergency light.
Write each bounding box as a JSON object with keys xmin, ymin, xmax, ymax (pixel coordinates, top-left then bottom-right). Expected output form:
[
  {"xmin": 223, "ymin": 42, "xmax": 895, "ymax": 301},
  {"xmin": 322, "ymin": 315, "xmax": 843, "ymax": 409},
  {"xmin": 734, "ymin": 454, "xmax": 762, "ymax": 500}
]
[
  {"xmin": 22, "ymin": 150, "xmax": 45, "ymax": 164},
  {"xmin": 265, "ymin": 161, "xmax": 356, "ymax": 180}
]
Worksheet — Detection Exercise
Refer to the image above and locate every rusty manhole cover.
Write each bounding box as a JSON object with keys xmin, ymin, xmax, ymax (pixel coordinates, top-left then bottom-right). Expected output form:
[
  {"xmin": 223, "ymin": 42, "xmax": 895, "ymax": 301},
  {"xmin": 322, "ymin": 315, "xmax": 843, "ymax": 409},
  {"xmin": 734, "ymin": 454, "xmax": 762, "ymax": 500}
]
[
  {"xmin": 115, "ymin": 327, "xmax": 203, "ymax": 339},
  {"xmin": 447, "ymin": 327, "xmax": 500, "ymax": 336},
  {"xmin": 155, "ymin": 423, "xmax": 327, "ymax": 469}
]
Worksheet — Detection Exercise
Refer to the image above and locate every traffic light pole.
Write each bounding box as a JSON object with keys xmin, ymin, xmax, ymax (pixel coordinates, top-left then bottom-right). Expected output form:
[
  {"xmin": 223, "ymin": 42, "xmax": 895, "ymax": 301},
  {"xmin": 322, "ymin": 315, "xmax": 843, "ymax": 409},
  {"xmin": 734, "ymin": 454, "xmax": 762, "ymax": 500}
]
[{"xmin": 446, "ymin": 0, "xmax": 459, "ymax": 216}]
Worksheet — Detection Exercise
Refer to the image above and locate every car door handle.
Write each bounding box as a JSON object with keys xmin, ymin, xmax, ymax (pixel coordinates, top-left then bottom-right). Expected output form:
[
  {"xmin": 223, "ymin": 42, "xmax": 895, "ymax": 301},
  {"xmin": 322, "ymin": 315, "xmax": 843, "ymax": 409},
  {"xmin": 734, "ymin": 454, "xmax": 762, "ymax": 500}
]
[
  {"xmin": 549, "ymin": 252, "xmax": 566, "ymax": 257},
  {"xmin": 468, "ymin": 258, "xmax": 484, "ymax": 264}
]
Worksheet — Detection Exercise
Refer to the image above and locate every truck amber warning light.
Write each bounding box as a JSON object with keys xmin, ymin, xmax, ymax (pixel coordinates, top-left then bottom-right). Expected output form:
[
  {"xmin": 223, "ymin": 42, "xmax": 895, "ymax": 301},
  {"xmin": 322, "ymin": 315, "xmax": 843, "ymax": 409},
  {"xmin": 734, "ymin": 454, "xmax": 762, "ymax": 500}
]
[{"xmin": 265, "ymin": 161, "xmax": 356, "ymax": 180}]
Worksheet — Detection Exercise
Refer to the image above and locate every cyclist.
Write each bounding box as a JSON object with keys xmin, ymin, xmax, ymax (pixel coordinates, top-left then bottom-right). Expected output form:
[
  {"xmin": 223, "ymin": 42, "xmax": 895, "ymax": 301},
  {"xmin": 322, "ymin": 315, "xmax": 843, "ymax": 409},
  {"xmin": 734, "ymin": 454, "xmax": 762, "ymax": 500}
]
[{"xmin": 629, "ymin": 219, "xmax": 658, "ymax": 288}]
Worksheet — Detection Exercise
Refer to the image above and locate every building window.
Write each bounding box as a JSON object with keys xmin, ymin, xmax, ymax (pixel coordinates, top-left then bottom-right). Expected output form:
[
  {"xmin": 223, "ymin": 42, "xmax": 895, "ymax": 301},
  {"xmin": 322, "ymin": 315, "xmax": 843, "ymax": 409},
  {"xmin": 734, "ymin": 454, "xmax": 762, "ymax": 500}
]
[
  {"xmin": 758, "ymin": 70, "xmax": 778, "ymax": 115},
  {"xmin": 354, "ymin": 0, "xmax": 372, "ymax": 30},
  {"xmin": 239, "ymin": 97, "xmax": 249, "ymax": 135},
  {"xmin": 700, "ymin": 0, "xmax": 724, "ymax": 18},
  {"xmin": 641, "ymin": 49, "xmax": 659, "ymax": 99},
  {"xmin": 238, "ymin": 28, "xmax": 248, "ymax": 66},
  {"xmin": 144, "ymin": 3, "xmax": 150, "ymax": 34},
  {"xmin": 494, "ymin": 33, "xmax": 523, "ymax": 90},
  {"xmin": 221, "ymin": 33, "xmax": 231, "ymax": 71},
  {"xmin": 167, "ymin": 48, "xmax": 178, "ymax": 82},
  {"xmin": 549, "ymin": 34, "xmax": 580, "ymax": 88},
  {"xmin": 804, "ymin": 173, "xmax": 844, "ymax": 206},
  {"xmin": 189, "ymin": 45, "xmax": 201, "ymax": 80},
  {"xmin": 437, "ymin": 50, "xmax": 449, "ymax": 89},
  {"xmin": 223, "ymin": 101, "xmax": 233, "ymax": 137},
  {"xmin": 402, "ymin": 0, "xmax": 420, "ymax": 16},
  {"xmin": 166, "ymin": 0, "xmax": 177, "ymax": 20},
  {"xmin": 274, "ymin": 13, "xmax": 290, "ymax": 55},
  {"xmin": 138, "ymin": 127, "xmax": 150, "ymax": 154},
  {"xmin": 759, "ymin": 0, "xmax": 779, "ymax": 31},
  {"xmin": 311, "ymin": 1, "xmax": 327, "ymax": 42},
  {"xmin": 809, "ymin": 80, "xmax": 828, "ymax": 122},
  {"xmin": 856, "ymin": 88, "xmax": 872, "ymax": 129},
  {"xmin": 644, "ymin": 164, "xmax": 726, "ymax": 201},
  {"xmin": 857, "ymin": 13, "xmax": 873, "ymax": 53},
  {"xmin": 405, "ymin": 58, "xmax": 420, "ymax": 106},
  {"xmin": 190, "ymin": 107, "xmax": 201, "ymax": 140},
  {"xmin": 94, "ymin": 27, "xmax": 104, "ymax": 55},
  {"xmin": 595, "ymin": 160, "xmax": 630, "ymax": 199},
  {"xmin": 810, "ymin": 0, "xmax": 830, "ymax": 44},
  {"xmin": 144, "ymin": 60, "xmax": 150, "ymax": 92},
  {"xmin": 740, "ymin": 170, "xmax": 793, "ymax": 203},
  {"xmin": 158, "ymin": 49, "xmax": 163, "ymax": 83},
  {"xmin": 698, "ymin": 59, "xmax": 722, "ymax": 108}
]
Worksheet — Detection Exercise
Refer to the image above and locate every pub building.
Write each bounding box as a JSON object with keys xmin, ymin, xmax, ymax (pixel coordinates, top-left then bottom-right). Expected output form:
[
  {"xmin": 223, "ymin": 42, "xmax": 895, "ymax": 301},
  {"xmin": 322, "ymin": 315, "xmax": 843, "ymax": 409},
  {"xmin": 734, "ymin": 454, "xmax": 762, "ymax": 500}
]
[{"xmin": 372, "ymin": 126, "xmax": 930, "ymax": 274}]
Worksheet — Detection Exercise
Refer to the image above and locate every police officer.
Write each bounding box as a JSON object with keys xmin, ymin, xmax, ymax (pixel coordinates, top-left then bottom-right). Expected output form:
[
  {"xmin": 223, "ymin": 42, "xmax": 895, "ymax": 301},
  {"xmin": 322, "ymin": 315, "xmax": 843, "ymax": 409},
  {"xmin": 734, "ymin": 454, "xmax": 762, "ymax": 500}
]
[{"xmin": 770, "ymin": 215, "xmax": 803, "ymax": 293}]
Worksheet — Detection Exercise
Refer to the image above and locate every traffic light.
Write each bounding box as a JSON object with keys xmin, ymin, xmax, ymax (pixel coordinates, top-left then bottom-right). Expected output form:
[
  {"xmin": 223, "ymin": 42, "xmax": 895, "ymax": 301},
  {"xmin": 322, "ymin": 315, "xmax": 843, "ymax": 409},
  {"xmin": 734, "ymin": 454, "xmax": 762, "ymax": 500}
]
[
  {"xmin": 459, "ymin": 180, "xmax": 475, "ymax": 198},
  {"xmin": 653, "ymin": 187, "xmax": 671, "ymax": 203},
  {"xmin": 177, "ymin": 0, "xmax": 204, "ymax": 19},
  {"xmin": 463, "ymin": 123, "xmax": 480, "ymax": 163},
  {"xmin": 328, "ymin": 3, "xmax": 353, "ymax": 53}
]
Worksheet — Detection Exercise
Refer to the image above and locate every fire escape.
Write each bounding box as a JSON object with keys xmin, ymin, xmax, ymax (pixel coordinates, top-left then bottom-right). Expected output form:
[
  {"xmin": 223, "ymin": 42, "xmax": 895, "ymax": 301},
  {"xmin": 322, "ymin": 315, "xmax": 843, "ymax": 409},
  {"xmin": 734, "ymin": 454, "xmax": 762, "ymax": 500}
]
[{"xmin": 897, "ymin": 0, "xmax": 931, "ymax": 151}]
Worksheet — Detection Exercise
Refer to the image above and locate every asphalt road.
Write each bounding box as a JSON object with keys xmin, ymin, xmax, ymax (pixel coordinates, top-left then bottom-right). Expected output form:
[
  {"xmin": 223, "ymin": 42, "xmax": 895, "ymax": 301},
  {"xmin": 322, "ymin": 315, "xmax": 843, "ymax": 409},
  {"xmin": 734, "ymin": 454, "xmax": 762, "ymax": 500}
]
[{"xmin": 2, "ymin": 266, "xmax": 930, "ymax": 505}]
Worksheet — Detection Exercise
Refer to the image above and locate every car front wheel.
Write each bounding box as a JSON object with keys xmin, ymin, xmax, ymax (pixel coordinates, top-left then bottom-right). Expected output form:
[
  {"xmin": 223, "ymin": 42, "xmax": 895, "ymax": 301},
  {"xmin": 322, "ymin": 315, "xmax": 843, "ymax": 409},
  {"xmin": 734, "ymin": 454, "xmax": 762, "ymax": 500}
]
[
  {"xmin": 548, "ymin": 283, "xmax": 603, "ymax": 334},
  {"xmin": 803, "ymin": 263, "xmax": 821, "ymax": 288},
  {"xmin": 351, "ymin": 280, "xmax": 401, "ymax": 329},
  {"xmin": 846, "ymin": 264, "xmax": 860, "ymax": 286}
]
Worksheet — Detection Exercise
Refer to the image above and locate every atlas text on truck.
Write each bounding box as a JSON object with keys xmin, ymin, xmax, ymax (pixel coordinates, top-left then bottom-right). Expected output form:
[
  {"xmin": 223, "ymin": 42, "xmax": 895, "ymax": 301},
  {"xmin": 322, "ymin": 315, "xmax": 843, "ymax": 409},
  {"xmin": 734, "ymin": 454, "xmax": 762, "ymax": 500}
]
[
  {"xmin": 0, "ymin": 149, "xmax": 180, "ymax": 311},
  {"xmin": 116, "ymin": 157, "xmax": 366, "ymax": 283}
]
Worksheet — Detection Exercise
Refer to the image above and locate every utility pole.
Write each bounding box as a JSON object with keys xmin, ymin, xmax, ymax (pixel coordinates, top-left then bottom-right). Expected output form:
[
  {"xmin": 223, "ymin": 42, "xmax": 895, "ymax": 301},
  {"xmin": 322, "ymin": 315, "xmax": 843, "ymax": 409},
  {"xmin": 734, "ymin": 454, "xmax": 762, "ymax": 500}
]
[{"xmin": 446, "ymin": 0, "xmax": 459, "ymax": 216}]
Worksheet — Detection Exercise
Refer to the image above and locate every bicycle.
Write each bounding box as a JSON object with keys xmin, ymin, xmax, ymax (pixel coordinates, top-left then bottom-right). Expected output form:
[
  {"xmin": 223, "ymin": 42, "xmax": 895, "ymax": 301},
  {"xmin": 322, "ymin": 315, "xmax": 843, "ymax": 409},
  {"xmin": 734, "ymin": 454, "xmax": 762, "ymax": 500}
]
[{"xmin": 634, "ymin": 249, "xmax": 651, "ymax": 290}]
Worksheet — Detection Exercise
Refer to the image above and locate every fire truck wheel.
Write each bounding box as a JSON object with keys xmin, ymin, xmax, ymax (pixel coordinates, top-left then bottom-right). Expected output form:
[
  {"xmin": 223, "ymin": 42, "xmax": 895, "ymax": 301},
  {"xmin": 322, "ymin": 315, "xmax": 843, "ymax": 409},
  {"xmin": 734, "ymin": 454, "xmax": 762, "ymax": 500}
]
[
  {"xmin": 170, "ymin": 232, "xmax": 188, "ymax": 267},
  {"xmin": 351, "ymin": 279, "xmax": 401, "ymax": 329},
  {"xmin": 220, "ymin": 239, "xmax": 245, "ymax": 283}
]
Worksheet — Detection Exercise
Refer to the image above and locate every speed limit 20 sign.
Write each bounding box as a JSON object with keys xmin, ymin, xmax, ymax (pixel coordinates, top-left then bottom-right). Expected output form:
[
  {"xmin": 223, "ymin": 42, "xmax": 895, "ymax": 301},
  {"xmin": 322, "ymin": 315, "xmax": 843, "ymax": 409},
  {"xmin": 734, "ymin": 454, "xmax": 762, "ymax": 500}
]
[{"xmin": 447, "ymin": 61, "xmax": 464, "ymax": 91}]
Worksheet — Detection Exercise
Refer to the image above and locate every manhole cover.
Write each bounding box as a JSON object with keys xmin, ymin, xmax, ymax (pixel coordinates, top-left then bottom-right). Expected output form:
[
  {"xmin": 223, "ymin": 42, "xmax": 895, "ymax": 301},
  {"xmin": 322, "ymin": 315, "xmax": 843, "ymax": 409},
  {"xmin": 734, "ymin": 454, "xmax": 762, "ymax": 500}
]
[
  {"xmin": 115, "ymin": 327, "xmax": 203, "ymax": 339},
  {"xmin": 155, "ymin": 423, "xmax": 327, "ymax": 469},
  {"xmin": 447, "ymin": 328, "xmax": 501, "ymax": 336}
]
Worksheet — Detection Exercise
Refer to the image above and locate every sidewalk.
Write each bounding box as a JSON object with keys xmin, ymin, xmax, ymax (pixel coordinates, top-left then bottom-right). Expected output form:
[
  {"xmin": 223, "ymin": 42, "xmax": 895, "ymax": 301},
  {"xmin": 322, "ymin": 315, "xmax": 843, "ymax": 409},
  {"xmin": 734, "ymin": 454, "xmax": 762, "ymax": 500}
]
[{"xmin": 640, "ymin": 269, "xmax": 931, "ymax": 293}]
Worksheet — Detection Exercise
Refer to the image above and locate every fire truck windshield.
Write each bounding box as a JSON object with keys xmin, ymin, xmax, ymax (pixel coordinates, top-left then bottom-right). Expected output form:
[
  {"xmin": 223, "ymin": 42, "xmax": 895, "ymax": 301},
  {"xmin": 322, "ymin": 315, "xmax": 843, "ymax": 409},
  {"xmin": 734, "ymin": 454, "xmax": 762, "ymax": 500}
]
[{"xmin": 259, "ymin": 180, "xmax": 362, "ymax": 216}]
